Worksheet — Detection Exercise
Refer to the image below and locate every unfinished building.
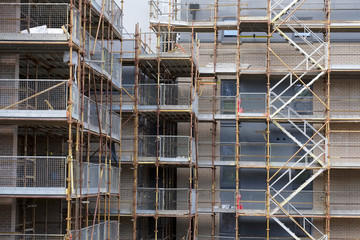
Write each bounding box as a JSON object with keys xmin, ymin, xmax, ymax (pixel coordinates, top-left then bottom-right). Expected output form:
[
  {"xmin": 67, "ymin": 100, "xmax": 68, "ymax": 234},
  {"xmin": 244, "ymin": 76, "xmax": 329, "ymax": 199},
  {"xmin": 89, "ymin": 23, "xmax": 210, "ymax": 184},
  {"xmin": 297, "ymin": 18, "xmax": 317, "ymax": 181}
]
[
  {"xmin": 119, "ymin": 0, "xmax": 360, "ymax": 239},
  {"xmin": 1, "ymin": 0, "xmax": 360, "ymax": 239},
  {"xmin": 0, "ymin": 0, "xmax": 123, "ymax": 239}
]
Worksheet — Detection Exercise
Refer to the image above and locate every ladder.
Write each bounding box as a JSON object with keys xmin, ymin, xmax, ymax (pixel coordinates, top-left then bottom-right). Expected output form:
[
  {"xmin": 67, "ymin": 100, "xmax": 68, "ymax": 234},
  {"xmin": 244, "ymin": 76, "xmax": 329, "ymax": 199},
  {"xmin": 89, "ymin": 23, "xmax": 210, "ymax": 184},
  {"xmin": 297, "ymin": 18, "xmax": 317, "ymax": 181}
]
[{"xmin": 269, "ymin": 0, "xmax": 328, "ymax": 239}]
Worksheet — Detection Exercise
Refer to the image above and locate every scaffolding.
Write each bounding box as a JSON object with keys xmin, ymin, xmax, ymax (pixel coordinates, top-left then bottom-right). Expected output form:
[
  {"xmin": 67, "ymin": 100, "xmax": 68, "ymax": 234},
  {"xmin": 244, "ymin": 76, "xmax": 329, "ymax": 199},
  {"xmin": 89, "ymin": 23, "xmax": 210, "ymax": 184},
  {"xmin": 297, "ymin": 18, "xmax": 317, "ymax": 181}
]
[
  {"xmin": 0, "ymin": 0, "xmax": 123, "ymax": 239},
  {"xmin": 2, "ymin": 0, "xmax": 360, "ymax": 239},
  {"xmin": 117, "ymin": 0, "xmax": 360, "ymax": 239}
]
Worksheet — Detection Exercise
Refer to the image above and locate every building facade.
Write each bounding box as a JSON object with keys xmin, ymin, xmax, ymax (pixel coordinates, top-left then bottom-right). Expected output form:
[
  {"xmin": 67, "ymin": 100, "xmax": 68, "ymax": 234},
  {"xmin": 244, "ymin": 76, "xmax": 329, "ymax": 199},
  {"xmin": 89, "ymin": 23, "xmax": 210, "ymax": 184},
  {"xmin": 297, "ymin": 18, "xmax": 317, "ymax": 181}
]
[{"xmin": 1, "ymin": 0, "xmax": 360, "ymax": 239}]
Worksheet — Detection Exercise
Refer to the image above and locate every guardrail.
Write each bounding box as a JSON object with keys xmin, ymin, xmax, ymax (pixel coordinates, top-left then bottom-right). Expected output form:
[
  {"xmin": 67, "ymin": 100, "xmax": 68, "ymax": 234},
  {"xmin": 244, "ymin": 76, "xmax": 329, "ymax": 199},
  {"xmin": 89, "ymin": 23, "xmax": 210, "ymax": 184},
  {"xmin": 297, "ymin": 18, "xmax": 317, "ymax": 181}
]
[
  {"xmin": 74, "ymin": 162, "xmax": 120, "ymax": 195},
  {"xmin": 0, "ymin": 3, "xmax": 81, "ymax": 44},
  {"xmin": 198, "ymin": 142, "xmax": 326, "ymax": 166},
  {"xmin": 69, "ymin": 221, "xmax": 119, "ymax": 240},
  {"xmin": 137, "ymin": 135, "xmax": 194, "ymax": 162},
  {"xmin": 84, "ymin": 31, "xmax": 122, "ymax": 88},
  {"xmin": 0, "ymin": 156, "xmax": 66, "ymax": 195},
  {"xmin": 89, "ymin": 0, "xmax": 122, "ymax": 36},
  {"xmin": 83, "ymin": 95, "xmax": 121, "ymax": 141},
  {"xmin": 149, "ymin": 0, "xmax": 267, "ymax": 23},
  {"xmin": 198, "ymin": 188, "xmax": 323, "ymax": 213},
  {"xmin": 0, "ymin": 79, "xmax": 68, "ymax": 111},
  {"xmin": 0, "ymin": 234, "xmax": 65, "ymax": 240},
  {"xmin": 139, "ymin": 83, "xmax": 192, "ymax": 106},
  {"xmin": 198, "ymin": 96, "xmax": 238, "ymax": 115},
  {"xmin": 139, "ymin": 32, "xmax": 198, "ymax": 58},
  {"xmin": 137, "ymin": 188, "xmax": 194, "ymax": 213}
]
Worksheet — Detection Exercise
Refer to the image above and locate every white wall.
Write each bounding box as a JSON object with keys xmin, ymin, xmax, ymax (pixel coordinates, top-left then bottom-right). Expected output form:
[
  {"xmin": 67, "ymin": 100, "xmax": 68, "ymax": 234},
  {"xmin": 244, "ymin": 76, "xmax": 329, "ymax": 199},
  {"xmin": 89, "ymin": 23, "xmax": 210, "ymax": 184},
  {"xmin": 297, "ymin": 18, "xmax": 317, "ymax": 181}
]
[{"xmin": 123, "ymin": 0, "xmax": 150, "ymax": 34}]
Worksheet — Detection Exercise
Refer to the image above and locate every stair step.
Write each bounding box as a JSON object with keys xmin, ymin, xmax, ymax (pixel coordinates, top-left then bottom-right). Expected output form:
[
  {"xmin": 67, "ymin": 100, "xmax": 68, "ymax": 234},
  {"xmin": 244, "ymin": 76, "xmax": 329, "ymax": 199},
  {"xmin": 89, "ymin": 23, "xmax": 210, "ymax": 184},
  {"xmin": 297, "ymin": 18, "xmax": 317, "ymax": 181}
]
[
  {"xmin": 271, "ymin": 71, "xmax": 325, "ymax": 118},
  {"xmin": 276, "ymin": 29, "xmax": 324, "ymax": 70},
  {"xmin": 272, "ymin": 0, "xmax": 302, "ymax": 22},
  {"xmin": 273, "ymin": 217, "xmax": 301, "ymax": 240},
  {"xmin": 271, "ymin": 168, "xmax": 325, "ymax": 215}
]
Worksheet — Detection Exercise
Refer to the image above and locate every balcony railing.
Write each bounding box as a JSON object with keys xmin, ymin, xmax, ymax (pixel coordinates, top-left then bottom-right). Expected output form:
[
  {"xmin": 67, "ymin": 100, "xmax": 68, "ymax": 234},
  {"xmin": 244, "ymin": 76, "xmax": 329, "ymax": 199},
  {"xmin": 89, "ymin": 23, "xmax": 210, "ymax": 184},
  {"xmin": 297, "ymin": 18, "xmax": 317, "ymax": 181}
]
[
  {"xmin": 138, "ymin": 83, "xmax": 192, "ymax": 106},
  {"xmin": 198, "ymin": 94, "xmax": 266, "ymax": 118},
  {"xmin": 83, "ymin": 95, "xmax": 121, "ymax": 141},
  {"xmin": 149, "ymin": 0, "xmax": 267, "ymax": 23},
  {"xmin": 0, "ymin": 79, "xmax": 68, "ymax": 117},
  {"xmin": 137, "ymin": 188, "xmax": 195, "ymax": 214},
  {"xmin": 0, "ymin": 3, "xmax": 80, "ymax": 44},
  {"xmin": 198, "ymin": 142, "xmax": 327, "ymax": 168},
  {"xmin": 139, "ymin": 32, "xmax": 199, "ymax": 60},
  {"xmin": 0, "ymin": 156, "xmax": 66, "ymax": 195},
  {"xmin": 89, "ymin": 0, "xmax": 122, "ymax": 36},
  {"xmin": 70, "ymin": 221, "xmax": 119, "ymax": 240},
  {"xmin": 74, "ymin": 162, "xmax": 120, "ymax": 195},
  {"xmin": 0, "ymin": 157, "xmax": 119, "ymax": 196},
  {"xmin": 0, "ymin": 234, "xmax": 65, "ymax": 240},
  {"xmin": 137, "ymin": 135, "xmax": 195, "ymax": 163},
  {"xmin": 84, "ymin": 31, "xmax": 122, "ymax": 88}
]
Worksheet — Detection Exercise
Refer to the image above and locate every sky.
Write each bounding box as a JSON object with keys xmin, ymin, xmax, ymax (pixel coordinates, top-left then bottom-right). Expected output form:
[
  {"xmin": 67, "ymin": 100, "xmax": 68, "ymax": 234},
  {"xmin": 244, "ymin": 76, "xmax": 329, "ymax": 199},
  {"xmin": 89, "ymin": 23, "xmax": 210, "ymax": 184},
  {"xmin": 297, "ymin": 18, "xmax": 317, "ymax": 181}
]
[{"xmin": 123, "ymin": 0, "xmax": 150, "ymax": 34}]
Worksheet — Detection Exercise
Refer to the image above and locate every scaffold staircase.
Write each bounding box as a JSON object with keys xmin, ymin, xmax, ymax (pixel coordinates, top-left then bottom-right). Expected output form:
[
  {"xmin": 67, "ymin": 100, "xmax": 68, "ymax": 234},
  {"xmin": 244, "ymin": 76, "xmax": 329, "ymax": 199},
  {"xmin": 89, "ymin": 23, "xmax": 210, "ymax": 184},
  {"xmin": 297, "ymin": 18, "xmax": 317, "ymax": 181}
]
[{"xmin": 269, "ymin": 0, "xmax": 328, "ymax": 239}]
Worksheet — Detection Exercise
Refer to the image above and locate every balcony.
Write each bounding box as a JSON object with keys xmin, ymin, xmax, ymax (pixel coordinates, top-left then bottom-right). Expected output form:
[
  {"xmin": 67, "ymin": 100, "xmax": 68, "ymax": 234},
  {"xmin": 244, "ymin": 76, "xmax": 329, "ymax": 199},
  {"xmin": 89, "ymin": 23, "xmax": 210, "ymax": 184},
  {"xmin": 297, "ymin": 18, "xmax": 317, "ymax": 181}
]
[
  {"xmin": 199, "ymin": 47, "xmax": 267, "ymax": 75},
  {"xmin": 198, "ymin": 142, "xmax": 327, "ymax": 168},
  {"xmin": 0, "ymin": 234, "xmax": 65, "ymax": 240},
  {"xmin": 84, "ymin": 31, "xmax": 122, "ymax": 88},
  {"xmin": 0, "ymin": 3, "xmax": 81, "ymax": 47},
  {"xmin": 88, "ymin": 0, "xmax": 122, "ymax": 38},
  {"xmin": 0, "ymin": 157, "xmax": 119, "ymax": 196},
  {"xmin": 70, "ymin": 221, "xmax": 119, "ymax": 240},
  {"xmin": 138, "ymin": 32, "xmax": 199, "ymax": 77},
  {"xmin": 0, "ymin": 81, "xmax": 120, "ymax": 140},
  {"xmin": 0, "ymin": 79, "xmax": 69, "ymax": 119},
  {"xmin": 198, "ymin": 142, "xmax": 266, "ymax": 168},
  {"xmin": 83, "ymin": 96, "xmax": 121, "ymax": 141},
  {"xmin": 0, "ymin": 156, "xmax": 66, "ymax": 196},
  {"xmin": 121, "ymin": 135, "xmax": 195, "ymax": 164},
  {"xmin": 149, "ymin": 0, "xmax": 267, "ymax": 32},
  {"xmin": 136, "ymin": 188, "xmax": 196, "ymax": 215},
  {"xmin": 198, "ymin": 93, "xmax": 266, "ymax": 121},
  {"xmin": 74, "ymin": 162, "xmax": 120, "ymax": 196},
  {"xmin": 122, "ymin": 83, "xmax": 198, "ymax": 119}
]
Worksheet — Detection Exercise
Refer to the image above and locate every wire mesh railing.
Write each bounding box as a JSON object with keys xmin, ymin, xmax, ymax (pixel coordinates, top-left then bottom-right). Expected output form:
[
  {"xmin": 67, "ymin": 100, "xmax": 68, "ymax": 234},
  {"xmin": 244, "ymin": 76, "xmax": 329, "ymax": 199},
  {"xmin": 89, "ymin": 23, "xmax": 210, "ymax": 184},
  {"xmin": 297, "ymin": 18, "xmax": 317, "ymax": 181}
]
[
  {"xmin": 198, "ymin": 142, "xmax": 326, "ymax": 167},
  {"xmin": 330, "ymin": 97, "xmax": 360, "ymax": 118},
  {"xmin": 198, "ymin": 96, "xmax": 238, "ymax": 115},
  {"xmin": 0, "ymin": 3, "xmax": 68, "ymax": 34},
  {"xmin": 69, "ymin": 221, "xmax": 119, "ymax": 240},
  {"xmin": 137, "ymin": 188, "xmax": 192, "ymax": 212},
  {"xmin": 74, "ymin": 162, "xmax": 120, "ymax": 195},
  {"xmin": 89, "ymin": 0, "xmax": 122, "ymax": 36},
  {"xmin": 149, "ymin": 0, "xmax": 267, "ymax": 23},
  {"xmin": 139, "ymin": 32, "xmax": 198, "ymax": 59},
  {"xmin": 84, "ymin": 31, "xmax": 122, "ymax": 87},
  {"xmin": 136, "ymin": 135, "xmax": 193, "ymax": 162},
  {"xmin": 0, "ymin": 234, "xmax": 65, "ymax": 240},
  {"xmin": 138, "ymin": 83, "xmax": 192, "ymax": 106},
  {"xmin": 82, "ymin": 95, "xmax": 120, "ymax": 141},
  {"xmin": 0, "ymin": 3, "xmax": 81, "ymax": 45},
  {"xmin": 198, "ymin": 94, "xmax": 267, "ymax": 116},
  {"xmin": 0, "ymin": 79, "xmax": 68, "ymax": 111},
  {"xmin": 0, "ymin": 156, "xmax": 66, "ymax": 195},
  {"xmin": 198, "ymin": 189, "xmax": 267, "ymax": 212}
]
